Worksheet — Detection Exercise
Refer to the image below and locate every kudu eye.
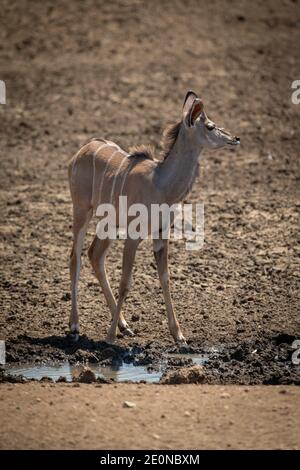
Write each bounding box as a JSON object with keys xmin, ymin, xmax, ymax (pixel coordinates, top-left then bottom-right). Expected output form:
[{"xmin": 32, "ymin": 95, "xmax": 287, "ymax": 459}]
[{"xmin": 206, "ymin": 124, "xmax": 215, "ymax": 131}]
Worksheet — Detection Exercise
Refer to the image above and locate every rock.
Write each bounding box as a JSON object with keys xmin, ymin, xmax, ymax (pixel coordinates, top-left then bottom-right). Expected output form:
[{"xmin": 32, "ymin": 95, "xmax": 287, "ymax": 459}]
[
  {"xmin": 40, "ymin": 376, "xmax": 53, "ymax": 383},
  {"xmin": 61, "ymin": 292, "xmax": 71, "ymax": 301},
  {"xmin": 72, "ymin": 365, "xmax": 96, "ymax": 384},
  {"xmin": 96, "ymin": 376, "xmax": 111, "ymax": 384},
  {"xmin": 220, "ymin": 392, "xmax": 231, "ymax": 399},
  {"xmin": 57, "ymin": 376, "xmax": 67, "ymax": 383},
  {"xmin": 0, "ymin": 373, "xmax": 26, "ymax": 384},
  {"xmin": 123, "ymin": 401, "xmax": 136, "ymax": 408},
  {"xmin": 160, "ymin": 365, "xmax": 205, "ymax": 385}
]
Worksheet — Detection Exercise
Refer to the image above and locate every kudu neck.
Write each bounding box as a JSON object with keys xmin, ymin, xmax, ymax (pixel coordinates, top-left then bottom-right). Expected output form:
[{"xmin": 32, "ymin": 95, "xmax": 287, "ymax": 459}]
[{"xmin": 156, "ymin": 127, "xmax": 203, "ymax": 204}]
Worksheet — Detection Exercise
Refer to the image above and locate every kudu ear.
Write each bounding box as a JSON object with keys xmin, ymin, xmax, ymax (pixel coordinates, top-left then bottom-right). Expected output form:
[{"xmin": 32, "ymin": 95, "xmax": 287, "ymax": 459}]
[{"xmin": 183, "ymin": 91, "xmax": 204, "ymax": 127}]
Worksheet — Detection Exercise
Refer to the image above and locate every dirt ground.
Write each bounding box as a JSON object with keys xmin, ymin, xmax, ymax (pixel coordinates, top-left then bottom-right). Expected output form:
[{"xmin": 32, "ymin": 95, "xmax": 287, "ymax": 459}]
[
  {"xmin": 0, "ymin": 0, "xmax": 300, "ymax": 450},
  {"xmin": 0, "ymin": 383, "xmax": 299, "ymax": 450}
]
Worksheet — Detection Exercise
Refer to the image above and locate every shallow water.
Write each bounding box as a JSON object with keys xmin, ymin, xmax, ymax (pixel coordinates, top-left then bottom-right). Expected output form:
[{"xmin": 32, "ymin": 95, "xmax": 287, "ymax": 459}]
[
  {"xmin": 5, "ymin": 353, "xmax": 208, "ymax": 383},
  {"xmin": 6, "ymin": 362, "xmax": 162, "ymax": 383}
]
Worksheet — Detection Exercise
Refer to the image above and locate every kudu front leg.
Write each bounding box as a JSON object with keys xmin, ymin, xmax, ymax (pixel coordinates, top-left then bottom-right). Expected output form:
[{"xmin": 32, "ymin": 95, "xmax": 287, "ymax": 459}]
[
  {"xmin": 153, "ymin": 239, "xmax": 186, "ymax": 344},
  {"xmin": 106, "ymin": 238, "xmax": 140, "ymax": 344}
]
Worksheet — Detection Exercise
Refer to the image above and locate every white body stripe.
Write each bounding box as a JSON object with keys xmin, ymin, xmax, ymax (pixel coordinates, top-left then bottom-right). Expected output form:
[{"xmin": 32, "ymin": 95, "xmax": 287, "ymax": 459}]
[
  {"xmin": 109, "ymin": 156, "xmax": 128, "ymax": 205},
  {"xmin": 119, "ymin": 159, "xmax": 134, "ymax": 197},
  {"xmin": 73, "ymin": 140, "xmax": 129, "ymax": 209},
  {"xmin": 98, "ymin": 149, "xmax": 119, "ymax": 206},
  {"xmin": 91, "ymin": 143, "xmax": 110, "ymax": 206}
]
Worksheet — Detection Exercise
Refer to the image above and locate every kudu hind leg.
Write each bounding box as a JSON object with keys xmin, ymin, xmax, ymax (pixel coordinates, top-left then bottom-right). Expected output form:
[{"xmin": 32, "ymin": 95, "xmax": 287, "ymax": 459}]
[
  {"xmin": 88, "ymin": 236, "xmax": 134, "ymax": 336},
  {"xmin": 153, "ymin": 239, "xmax": 186, "ymax": 344},
  {"xmin": 106, "ymin": 238, "xmax": 139, "ymax": 343},
  {"xmin": 69, "ymin": 208, "xmax": 92, "ymax": 340}
]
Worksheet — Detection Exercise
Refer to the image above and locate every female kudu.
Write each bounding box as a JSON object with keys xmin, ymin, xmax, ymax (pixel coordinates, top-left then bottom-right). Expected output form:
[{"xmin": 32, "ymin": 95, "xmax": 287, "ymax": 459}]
[{"xmin": 68, "ymin": 91, "xmax": 240, "ymax": 343}]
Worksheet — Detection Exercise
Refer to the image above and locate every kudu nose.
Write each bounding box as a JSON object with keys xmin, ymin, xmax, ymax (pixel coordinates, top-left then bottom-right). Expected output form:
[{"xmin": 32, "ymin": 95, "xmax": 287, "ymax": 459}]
[{"xmin": 235, "ymin": 136, "xmax": 240, "ymax": 143}]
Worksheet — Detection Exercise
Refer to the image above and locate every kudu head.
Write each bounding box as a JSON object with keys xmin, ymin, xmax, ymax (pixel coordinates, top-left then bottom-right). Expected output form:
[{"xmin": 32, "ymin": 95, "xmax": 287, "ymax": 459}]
[{"xmin": 182, "ymin": 91, "xmax": 240, "ymax": 149}]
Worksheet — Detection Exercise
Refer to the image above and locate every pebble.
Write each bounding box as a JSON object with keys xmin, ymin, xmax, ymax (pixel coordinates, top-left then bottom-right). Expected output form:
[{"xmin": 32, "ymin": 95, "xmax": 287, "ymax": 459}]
[
  {"xmin": 220, "ymin": 392, "xmax": 231, "ymax": 399},
  {"xmin": 123, "ymin": 401, "xmax": 136, "ymax": 408}
]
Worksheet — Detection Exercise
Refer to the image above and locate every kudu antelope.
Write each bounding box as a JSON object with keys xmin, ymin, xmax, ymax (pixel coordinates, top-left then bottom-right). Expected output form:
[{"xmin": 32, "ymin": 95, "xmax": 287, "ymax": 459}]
[{"xmin": 68, "ymin": 91, "xmax": 240, "ymax": 344}]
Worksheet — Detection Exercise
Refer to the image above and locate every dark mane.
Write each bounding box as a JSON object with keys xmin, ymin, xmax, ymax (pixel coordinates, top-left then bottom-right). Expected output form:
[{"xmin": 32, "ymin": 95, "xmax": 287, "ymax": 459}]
[
  {"xmin": 129, "ymin": 145, "xmax": 155, "ymax": 160},
  {"xmin": 129, "ymin": 121, "xmax": 182, "ymax": 162},
  {"xmin": 160, "ymin": 121, "xmax": 182, "ymax": 160}
]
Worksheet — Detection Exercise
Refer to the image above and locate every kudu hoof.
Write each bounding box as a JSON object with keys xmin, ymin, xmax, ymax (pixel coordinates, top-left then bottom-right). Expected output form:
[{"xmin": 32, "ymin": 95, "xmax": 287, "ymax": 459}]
[
  {"xmin": 175, "ymin": 336, "xmax": 188, "ymax": 348},
  {"xmin": 68, "ymin": 325, "xmax": 80, "ymax": 342},
  {"xmin": 68, "ymin": 332, "xmax": 79, "ymax": 342},
  {"xmin": 121, "ymin": 327, "xmax": 135, "ymax": 337},
  {"xmin": 105, "ymin": 334, "xmax": 116, "ymax": 345}
]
